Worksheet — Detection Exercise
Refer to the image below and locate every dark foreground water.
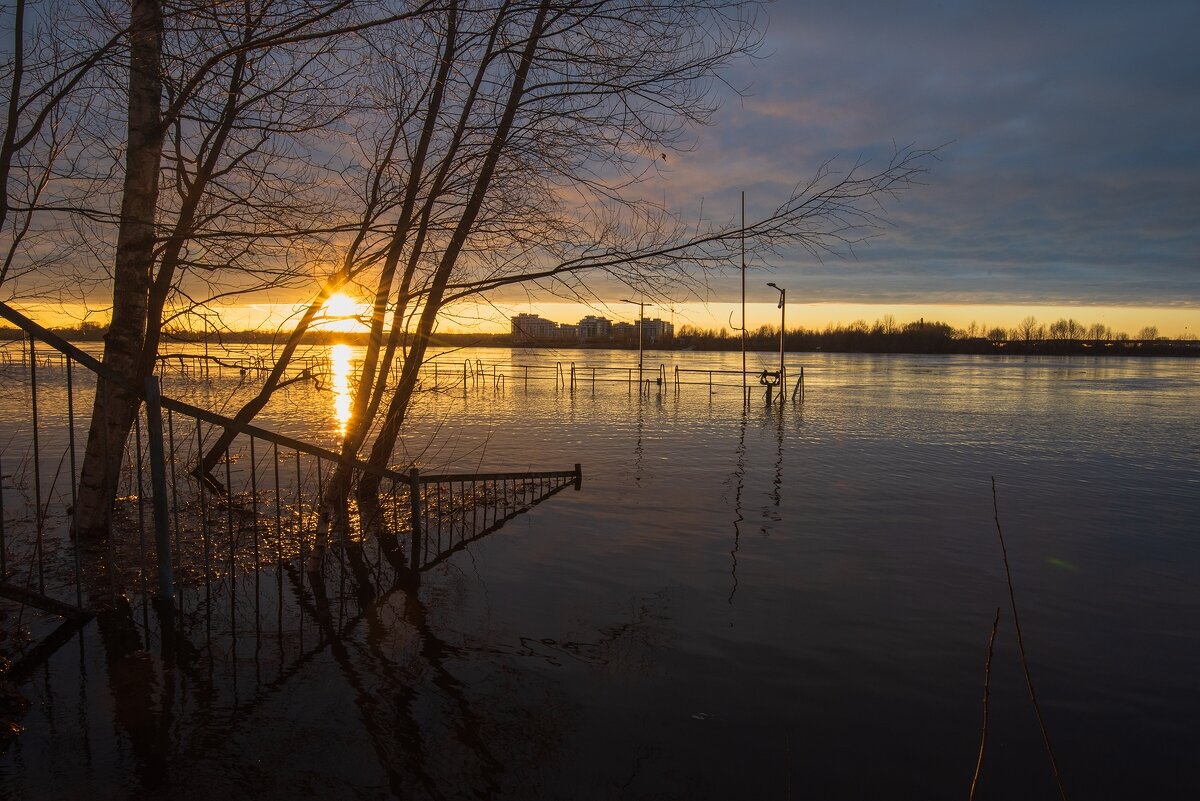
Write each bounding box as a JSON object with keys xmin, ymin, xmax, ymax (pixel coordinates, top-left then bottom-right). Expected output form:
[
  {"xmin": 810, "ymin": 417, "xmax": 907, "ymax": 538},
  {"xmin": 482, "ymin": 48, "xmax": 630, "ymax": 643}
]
[{"xmin": 2, "ymin": 349, "xmax": 1198, "ymax": 799}]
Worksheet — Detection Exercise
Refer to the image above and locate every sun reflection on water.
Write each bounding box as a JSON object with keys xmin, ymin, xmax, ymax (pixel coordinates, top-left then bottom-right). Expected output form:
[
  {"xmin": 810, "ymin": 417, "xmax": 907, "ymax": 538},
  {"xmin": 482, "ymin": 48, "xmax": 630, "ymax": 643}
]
[{"xmin": 330, "ymin": 343, "xmax": 353, "ymax": 438}]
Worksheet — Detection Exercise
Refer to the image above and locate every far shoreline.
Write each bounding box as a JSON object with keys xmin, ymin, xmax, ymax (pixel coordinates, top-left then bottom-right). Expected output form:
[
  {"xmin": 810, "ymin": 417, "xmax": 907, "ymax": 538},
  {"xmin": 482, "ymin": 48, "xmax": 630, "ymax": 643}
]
[{"xmin": 5, "ymin": 326, "xmax": 1195, "ymax": 358}]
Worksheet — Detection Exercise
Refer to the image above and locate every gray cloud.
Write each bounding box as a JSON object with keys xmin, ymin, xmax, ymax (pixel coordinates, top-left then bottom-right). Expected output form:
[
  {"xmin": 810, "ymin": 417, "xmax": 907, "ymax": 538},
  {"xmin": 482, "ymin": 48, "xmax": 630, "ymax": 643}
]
[{"xmin": 676, "ymin": 0, "xmax": 1200, "ymax": 305}]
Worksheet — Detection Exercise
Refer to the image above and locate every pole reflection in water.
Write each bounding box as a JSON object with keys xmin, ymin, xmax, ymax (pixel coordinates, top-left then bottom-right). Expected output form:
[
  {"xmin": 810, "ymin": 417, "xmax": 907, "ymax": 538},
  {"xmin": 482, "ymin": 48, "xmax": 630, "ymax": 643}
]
[
  {"xmin": 727, "ymin": 408, "xmax": 748, "ymax": 607},
  {"xmin": 330, "ymin": 343, "xmax": 354, "ymax": 439},
  {"xmin": 767, "ymin": 402, "xmax": 785, "ymax": 523}
]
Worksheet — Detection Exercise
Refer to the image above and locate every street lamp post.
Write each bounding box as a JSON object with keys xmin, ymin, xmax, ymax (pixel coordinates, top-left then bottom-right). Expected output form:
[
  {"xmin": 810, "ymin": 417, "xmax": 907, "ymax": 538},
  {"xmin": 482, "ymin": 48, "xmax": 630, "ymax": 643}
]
[
  {"xmin": 621, "ymin": 298, "xmax": 649, "ymax": 385},
  {"xmin": 767, "ymin": 282, "xmax": 785, "ymax": 396}
]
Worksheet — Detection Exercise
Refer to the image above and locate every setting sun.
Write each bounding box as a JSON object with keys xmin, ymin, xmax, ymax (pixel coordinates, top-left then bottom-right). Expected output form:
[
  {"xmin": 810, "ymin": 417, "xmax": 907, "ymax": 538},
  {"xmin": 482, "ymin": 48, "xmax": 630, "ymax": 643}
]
[{"xmin": 319, "ymin": 292, "xmax": 368, "ymax": 332}]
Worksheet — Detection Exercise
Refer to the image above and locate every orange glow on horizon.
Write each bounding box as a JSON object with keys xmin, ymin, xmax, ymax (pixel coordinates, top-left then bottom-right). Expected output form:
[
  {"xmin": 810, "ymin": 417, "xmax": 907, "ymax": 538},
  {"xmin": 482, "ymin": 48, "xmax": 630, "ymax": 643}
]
[{"xmin": 9, "ymin": 299, "xmax": 1198, "ymax": 340}]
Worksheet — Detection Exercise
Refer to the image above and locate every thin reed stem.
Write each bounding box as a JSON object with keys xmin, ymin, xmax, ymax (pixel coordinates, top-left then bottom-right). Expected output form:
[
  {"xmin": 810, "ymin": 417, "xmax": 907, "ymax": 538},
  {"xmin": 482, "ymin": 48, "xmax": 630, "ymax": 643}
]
[
  {"xmin": 969, "ymin": 606, "xmax": 1001, "ymax": 800},
  {"xmin": 992, "ymin": 476, "xmax": 1068, "ymax": 800}
]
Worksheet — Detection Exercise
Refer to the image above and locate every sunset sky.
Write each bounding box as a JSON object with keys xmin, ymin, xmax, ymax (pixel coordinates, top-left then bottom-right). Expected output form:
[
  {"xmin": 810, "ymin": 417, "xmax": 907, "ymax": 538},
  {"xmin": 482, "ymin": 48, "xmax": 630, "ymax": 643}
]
[{"xmin": 15, "ymin": 1, "xmax": 1199, "ymax": 336}]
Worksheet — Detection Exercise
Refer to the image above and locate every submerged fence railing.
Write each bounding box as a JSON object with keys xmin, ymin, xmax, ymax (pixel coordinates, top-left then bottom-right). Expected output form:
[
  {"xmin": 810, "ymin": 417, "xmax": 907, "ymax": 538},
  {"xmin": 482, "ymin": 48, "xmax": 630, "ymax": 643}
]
[
  {"xmin": 424, "ymin": 356, "xmax": 806, "ymax": 403},
  {"xmin": 0, "ymin": 338, "xmax": 810, "ymax": 405},
  {"xmin": 0, "ymin": 302, "xmax": 582, "ymax": 686}
]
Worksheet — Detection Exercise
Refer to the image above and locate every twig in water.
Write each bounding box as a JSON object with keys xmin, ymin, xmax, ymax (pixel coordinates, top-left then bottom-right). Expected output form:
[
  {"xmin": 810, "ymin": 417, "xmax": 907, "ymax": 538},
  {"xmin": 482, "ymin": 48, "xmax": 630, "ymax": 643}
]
[
  {"xmin": 969, "ymin": 606, "xmax": 1001, "ymax": 801},
  {"xmin": 992, "ymin": 476, "xmax": 1069, "ymax": 800}
]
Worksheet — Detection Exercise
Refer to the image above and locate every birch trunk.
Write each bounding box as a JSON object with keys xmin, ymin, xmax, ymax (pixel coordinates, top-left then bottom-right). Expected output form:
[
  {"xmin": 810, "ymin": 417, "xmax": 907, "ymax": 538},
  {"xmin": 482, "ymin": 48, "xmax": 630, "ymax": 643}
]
[{"xmin": 72, "ymin": 0, "xmax": 163, "ymax": 542}]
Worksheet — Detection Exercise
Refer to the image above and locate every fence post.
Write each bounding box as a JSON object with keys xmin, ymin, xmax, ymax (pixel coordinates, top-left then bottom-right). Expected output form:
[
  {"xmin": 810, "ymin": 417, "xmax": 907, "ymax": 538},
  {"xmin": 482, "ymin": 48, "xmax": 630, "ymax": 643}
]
[
  {"xmin": 408, "ymin": 467, "xmax": 422, "ymax": 571},
  {"xmin": 143, "ymin": 376, "xmax": 174, "ymax": 603}
]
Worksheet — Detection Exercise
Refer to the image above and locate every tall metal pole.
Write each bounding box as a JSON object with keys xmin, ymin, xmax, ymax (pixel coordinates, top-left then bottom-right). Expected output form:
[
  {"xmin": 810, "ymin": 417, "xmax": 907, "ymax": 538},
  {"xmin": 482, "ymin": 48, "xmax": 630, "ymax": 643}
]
[
  {"xmin": 638, "ymin": 300, "xmax": 644, "ymax": 384},
  {"xmin": 768, "ymin": 282, "xmax": 785, "ymax": 406},
  {"xmin": 768, "ymin": 283, "xmax": 785, "ymax": 377},
  {"xmin": 779, "ymin": 288, "xmax": 785, "ymax": 378},
  {"xmin": 622, "ymin": 298, "xmax": 648, "ymax": 387},
  {"xmin": 741, "ymin": 191, "xmax": 746, "ymax": 405}
]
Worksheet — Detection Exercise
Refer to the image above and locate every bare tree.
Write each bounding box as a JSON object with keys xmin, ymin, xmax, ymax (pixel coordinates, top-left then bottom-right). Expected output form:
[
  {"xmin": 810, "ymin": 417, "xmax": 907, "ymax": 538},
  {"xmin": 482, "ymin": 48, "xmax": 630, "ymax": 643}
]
[
  {"xmin": 72, "ymin": 0, "xmax": 442, "ymax": 541},
  {"xmin": 1017, "ymin": 315, "xmax": 1039, "ymax": 343},
  {"xmin": 15, "ymin": 0, "xmax": 939, "ymax": 543},
  {"xmin": 1, "ymin": 1, "xmax": 131, "ymax": 290},
  {"xmin": 171, "ymin": 1, "xmax": 942, "ymax": 534},
  {"xmin": 1047, "ymin": 318, "xmax": 1084, "ymax": 340}
]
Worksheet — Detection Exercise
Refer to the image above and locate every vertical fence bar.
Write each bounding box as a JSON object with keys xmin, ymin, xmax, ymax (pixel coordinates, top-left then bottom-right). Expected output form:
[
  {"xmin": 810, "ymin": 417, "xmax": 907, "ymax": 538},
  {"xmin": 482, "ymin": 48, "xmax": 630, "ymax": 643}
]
[
  {"xmin": 66, "ymin": 358, "xmax": 81, "ymax": 606},
  {"xmin": 225, "ymin": 445, "xmax": 235, "ymax": 637},
  {"xmin": 167, "ymin": 408, "xmax": 181, "ymax": 603},
  {"xmin": 197, "ymin": 419, "xmax": 211, "ymax": 619},
  {"xmin": 408, "ymin": 468, "xmax": 421, "ymax": 572},
  {"xmin": 134, "ymin": 414, "xmax": 148, "ymax": 612},
  {"xmin": 1, "ymin": 467, "xmax": 6, "ymax": 579},
  {"xmin": 314, "ymin": 456, "xmax": 323, "ymax": 570},
  {"xmin": 391, "ymin": 477, "xmax": 399, "ymax": 536},
  {"xmin": 294, "ymin": 449, "xmax": 303, "ymax": 569},
  {"xmin": 249, "ymin": 435, "xmax": 260, "ymax": 621},
  {"xmin": 143, "ymin": 376, "xmax": 174, "ymax": 603},
  {"xmin": 28, "ymin": 335, "xmax": 45, "ymax": 592},
  {"xmin": 273, "ymin": 442, "xmax": 283, "ymax": 638}
]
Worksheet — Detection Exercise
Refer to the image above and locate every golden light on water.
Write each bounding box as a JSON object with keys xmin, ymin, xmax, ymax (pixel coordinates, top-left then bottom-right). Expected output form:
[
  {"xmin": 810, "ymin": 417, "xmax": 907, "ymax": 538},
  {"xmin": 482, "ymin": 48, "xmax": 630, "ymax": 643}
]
[{"xmin": 330, "ymin": 343, "xmax": 353, "ymax": 438}]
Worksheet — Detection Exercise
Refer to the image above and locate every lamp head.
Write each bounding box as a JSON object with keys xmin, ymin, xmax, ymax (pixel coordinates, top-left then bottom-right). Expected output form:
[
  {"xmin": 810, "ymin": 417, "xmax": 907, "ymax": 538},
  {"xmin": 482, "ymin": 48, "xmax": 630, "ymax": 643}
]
[{"xmin": 767, "ymin": 282, "xmax": 784, "ymax": 307}]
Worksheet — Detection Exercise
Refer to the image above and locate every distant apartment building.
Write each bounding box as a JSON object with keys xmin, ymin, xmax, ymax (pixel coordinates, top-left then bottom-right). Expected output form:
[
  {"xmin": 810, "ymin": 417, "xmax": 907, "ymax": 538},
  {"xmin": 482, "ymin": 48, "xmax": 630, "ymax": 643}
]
[
  {"xmin": 611, "ymin": 321, "xmax": 635, "ymax": 342},
  {"xmin": 510, "ymin": 312, "xmax": 671, "ymax": 344},
  {"xmin": 510, "ymin": 313, "xmax": 562, "ymax": 342},
  {"xmin": 578, "ymin": 315, "xmax": 613, "ymax": 340},
  {"xmin": 638, "ymin": 318, "xmax": 674, "ymax": 343}
]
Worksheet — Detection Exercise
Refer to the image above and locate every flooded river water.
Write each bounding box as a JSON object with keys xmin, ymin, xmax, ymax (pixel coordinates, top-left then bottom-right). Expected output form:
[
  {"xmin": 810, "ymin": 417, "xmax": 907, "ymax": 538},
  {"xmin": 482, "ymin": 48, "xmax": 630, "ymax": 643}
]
[{"xmin": 1, "ymin": 346, "xmax": 1197, "ymax": 799}]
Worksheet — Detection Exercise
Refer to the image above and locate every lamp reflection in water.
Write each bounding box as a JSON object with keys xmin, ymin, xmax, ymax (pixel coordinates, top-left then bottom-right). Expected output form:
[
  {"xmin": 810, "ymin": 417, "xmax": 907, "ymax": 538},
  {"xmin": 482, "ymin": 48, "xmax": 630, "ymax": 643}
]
[{"xmin": 330, "ymin": 343, "xmax": 354, "ymax": 438}]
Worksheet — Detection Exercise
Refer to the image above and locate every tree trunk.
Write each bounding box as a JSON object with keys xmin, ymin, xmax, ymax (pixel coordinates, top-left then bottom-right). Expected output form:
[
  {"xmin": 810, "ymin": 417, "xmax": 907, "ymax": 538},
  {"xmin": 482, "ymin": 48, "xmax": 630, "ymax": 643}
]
[
  {"xmin": 358, "ymin": 0, "xmax": 551, "ymax": 505},
  {"xmin": 72, "ymin": 0, "xmax": 163, "ymax": 543}
]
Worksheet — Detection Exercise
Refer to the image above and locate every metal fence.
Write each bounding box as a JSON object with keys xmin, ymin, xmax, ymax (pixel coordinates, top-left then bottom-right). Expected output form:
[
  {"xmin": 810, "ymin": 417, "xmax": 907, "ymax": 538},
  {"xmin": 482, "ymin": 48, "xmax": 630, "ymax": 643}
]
[
  {"xmin": 0, "ymin": 302, "xmax": 581, "ymax": 685},
  {"xmin": 424, "ymin": 356, "xmax": 806, "ymax": 402}
]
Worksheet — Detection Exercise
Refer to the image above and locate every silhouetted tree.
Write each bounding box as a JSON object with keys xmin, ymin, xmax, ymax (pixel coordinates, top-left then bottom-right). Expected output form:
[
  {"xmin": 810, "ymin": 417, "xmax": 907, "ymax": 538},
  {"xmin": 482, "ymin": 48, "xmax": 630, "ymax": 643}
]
[{"xmin": 1017, "ymin": 315, "xmax": 1039, "ymax": 343}]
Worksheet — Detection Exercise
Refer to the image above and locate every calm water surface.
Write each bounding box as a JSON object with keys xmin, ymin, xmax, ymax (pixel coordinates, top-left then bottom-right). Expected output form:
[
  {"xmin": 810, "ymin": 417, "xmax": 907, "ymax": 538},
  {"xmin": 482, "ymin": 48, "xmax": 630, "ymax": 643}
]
[{"xmin": 2, "ymin": 348, "xmax": 1197, "ymax": 800}]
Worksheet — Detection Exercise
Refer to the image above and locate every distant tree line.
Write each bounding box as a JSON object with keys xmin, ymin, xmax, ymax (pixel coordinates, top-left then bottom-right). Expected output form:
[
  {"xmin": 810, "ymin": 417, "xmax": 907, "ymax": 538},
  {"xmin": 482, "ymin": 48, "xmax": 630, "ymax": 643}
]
[
  {"xmin": 3, "ymin": 313, "xmax": 1193, "ymax": 356},
  {"xmin": 672, "ymin": 315, "xmax": 1197, "ymax": 356}
]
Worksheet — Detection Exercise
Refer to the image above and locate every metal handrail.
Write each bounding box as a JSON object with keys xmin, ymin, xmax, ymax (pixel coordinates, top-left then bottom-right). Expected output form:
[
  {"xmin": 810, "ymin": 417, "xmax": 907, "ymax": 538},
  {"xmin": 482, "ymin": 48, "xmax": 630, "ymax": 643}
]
[
  {"xmin": 0, "ymin": 301, "xmax": 408, "ymax": 484},
  {"xmin": 0, "ymin": 302, "xmax": 585, "ymax": 487}
]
